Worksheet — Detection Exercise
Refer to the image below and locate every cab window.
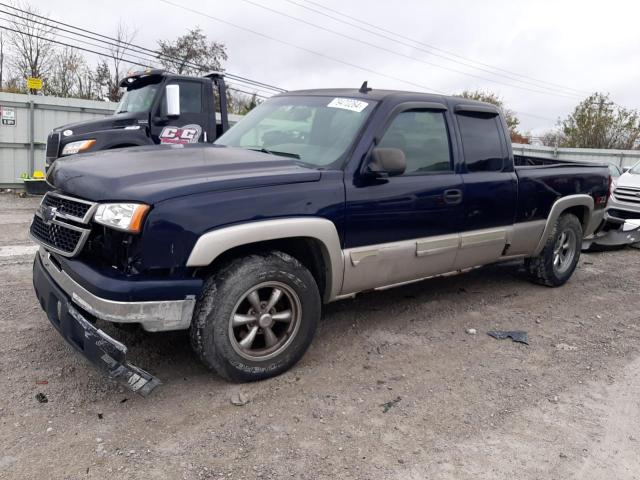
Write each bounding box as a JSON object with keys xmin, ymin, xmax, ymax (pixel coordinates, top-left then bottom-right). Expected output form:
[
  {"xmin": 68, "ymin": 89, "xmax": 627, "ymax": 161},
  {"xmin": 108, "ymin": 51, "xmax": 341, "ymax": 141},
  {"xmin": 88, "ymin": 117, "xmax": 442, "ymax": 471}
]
[
  {"xmin": 377, "ymin": 110, "xmax": 452, "ymax": 175},
  {"xmin": 456, "ymin": 113, "xmax": 505, "ymax": 172}
]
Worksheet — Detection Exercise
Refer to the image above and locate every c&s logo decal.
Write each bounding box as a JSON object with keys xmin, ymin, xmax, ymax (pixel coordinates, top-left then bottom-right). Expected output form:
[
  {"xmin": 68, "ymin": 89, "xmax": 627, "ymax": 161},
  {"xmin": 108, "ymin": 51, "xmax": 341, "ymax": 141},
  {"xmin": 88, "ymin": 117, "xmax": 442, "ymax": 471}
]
[{"xmin": 159, "ymin": 124, "xmax": 202, "ymax": 144}]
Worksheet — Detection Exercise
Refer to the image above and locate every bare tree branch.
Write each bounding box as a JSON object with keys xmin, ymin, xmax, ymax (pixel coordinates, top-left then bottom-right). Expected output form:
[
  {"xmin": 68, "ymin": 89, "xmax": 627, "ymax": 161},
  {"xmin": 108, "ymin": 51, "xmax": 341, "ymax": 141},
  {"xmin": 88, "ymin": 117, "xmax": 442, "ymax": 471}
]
[{"xmin": 6, "ymin": 0, "xmax": 56, "ymax": 92}]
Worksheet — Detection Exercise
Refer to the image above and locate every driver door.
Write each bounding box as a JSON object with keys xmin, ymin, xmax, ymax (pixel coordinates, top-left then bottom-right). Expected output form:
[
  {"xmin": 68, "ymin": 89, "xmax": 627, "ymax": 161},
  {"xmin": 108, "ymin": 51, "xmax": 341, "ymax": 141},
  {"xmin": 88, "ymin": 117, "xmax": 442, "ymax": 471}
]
[
  {"xmin": 343, "ymin": 104, "xmax": 464, "ymax": 294},
  {"xmin": 150, "ymin": 80, "xmax": 209, "ymax": 145}
]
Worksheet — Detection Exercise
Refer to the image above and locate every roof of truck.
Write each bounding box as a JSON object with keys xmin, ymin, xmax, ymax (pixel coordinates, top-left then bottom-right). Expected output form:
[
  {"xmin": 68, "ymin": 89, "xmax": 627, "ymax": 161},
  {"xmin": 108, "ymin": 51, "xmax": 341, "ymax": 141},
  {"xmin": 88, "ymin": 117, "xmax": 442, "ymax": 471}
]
[{"xmin": 277, "ymin": 87, "xmax": 491, "ymax": 106}]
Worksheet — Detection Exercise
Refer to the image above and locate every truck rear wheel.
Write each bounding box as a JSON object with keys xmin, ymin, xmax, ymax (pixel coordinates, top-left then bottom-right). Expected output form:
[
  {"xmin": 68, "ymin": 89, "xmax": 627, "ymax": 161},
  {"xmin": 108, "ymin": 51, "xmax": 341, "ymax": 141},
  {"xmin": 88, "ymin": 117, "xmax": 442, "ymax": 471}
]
[
  {"xmin": 525, "ymin": 213, "xmax": 582, "ymax": 287},
  {"xmin": 190, "ymin": 251, "xmax": 321, "ymax": 382}
]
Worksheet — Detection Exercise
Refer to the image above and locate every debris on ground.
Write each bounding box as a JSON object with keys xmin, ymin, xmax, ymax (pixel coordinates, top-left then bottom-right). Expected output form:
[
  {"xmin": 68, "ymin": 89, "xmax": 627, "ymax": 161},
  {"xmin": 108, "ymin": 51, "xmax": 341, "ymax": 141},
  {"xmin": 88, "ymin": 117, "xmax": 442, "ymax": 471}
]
[
  {"xmin": 487, "ymin": 330, "xmax": 529, "ymax": 345},
  {"xmin": 35, "ymin": 380, "xmax": 48, "ymax": 385},
  {"xmin": 381, "ymin": 396, "xmax": 402, "ymax": 413},
  {"xmin": 555, "ymin": 343, "xmax": 578, "ymax": 351},
  {"xmin": 466, "ymin": 328, "xmax": 477, "ymax": 335},
  {"xmin": 230, "ymin": 392, "xmax": 250, "ymax": 406},
  {"xmin": 35, "ymin": 392, "xmax": 48, "ymax": 403}
]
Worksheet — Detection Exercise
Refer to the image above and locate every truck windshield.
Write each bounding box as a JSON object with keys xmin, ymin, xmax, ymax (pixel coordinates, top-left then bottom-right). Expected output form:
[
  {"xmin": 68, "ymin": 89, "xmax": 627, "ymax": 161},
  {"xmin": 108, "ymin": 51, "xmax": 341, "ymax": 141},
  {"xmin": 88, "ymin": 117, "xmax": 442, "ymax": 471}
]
[
  {"xmin": 215, "ymin": 95, "xmax": 376, "ymax": 168},
  {"xmin": 630, "ymin": 161, "xmax": 640, "ymax": 174},
  {"xmin": 116, "ymin": 83, "xmax": 160, "ymax": 114}
]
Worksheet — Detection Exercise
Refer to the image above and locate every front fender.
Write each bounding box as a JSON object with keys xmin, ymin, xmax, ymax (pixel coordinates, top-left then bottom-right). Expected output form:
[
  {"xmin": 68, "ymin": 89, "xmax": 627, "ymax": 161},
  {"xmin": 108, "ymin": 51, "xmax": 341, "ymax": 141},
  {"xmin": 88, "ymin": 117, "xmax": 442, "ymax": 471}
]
[{"xmin": 186, "ymin": 218, "xmax": 344, "ymax": 302}]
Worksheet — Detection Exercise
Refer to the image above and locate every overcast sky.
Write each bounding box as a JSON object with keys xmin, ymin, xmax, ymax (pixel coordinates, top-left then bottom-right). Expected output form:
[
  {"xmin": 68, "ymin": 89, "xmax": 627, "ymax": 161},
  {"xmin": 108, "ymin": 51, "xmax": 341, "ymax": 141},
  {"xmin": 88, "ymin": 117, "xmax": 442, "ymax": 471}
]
[{"xmin": 30, "ymin": 0, "xmax": 640, "ymax": 135}]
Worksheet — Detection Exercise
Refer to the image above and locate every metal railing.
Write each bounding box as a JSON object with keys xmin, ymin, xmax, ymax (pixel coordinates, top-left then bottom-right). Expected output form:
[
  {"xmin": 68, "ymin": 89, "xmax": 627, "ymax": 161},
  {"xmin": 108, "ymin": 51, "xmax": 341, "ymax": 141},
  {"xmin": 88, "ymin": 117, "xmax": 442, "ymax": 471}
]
[{"xmin": 512, "ymin": 143, "xmax": 640, "ymax": 168}]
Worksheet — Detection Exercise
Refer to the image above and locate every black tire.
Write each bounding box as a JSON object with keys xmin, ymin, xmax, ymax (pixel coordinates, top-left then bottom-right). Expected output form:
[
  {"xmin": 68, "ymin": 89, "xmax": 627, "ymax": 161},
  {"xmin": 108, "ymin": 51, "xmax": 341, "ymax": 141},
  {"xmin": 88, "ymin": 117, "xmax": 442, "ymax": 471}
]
[
  {"xmin": 190, "ymin": 251, "xmax": 321, "ymax": 382},
  {"xmin": 525, "ymin": 213, "xmax": 582, "ymax": 287}
]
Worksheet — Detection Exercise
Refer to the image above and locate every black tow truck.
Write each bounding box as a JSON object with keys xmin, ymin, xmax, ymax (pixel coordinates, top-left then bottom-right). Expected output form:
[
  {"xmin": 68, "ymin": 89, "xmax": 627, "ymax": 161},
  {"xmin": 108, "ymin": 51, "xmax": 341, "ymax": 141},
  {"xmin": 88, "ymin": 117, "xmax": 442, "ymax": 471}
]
[{"xmin": 44, "ymin": 69, "xmax": 231, "ymax": 167}]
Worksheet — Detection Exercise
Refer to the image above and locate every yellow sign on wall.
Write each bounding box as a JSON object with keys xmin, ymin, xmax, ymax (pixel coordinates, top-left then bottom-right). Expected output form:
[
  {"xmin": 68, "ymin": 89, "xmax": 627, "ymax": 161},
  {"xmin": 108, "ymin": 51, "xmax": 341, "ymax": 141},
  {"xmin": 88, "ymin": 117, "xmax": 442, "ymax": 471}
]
[{"xmin": 27, "ymin": 77, "xmax": 43, "ymax": 90}]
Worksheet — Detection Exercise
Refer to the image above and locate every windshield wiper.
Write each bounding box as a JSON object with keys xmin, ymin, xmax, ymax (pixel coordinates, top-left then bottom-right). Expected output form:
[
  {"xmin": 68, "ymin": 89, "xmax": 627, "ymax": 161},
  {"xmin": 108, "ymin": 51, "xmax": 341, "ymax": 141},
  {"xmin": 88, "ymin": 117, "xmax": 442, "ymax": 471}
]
[{"xmin": 248, "ymin": 147, "xmax": 300, "ymax": 160}]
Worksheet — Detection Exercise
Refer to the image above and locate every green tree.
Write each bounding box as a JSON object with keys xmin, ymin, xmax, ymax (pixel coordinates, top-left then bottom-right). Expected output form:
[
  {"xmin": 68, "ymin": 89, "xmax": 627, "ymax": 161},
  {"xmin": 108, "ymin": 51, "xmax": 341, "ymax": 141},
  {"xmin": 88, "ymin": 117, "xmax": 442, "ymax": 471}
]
[
  {"xmin": 557, "ymin": 92, "xmax": 640, "ymax": 149},
  {"xmin": 157, "ymin": 27, "xmax": 227, "ymax": 75},
  {"xmin": 457, "ymin": 90, "xmax": 527, "ymax": 143}
]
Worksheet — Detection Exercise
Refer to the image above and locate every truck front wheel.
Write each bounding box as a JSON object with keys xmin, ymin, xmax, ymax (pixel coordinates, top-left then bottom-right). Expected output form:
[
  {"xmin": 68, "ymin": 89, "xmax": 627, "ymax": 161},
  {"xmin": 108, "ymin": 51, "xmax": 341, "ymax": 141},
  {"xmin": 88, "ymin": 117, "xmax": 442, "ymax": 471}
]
[
  {"xmin": 190, "ymin": 251, "xmax": 321, "ymax": 381},
  {"xmin": 525, "ymin": 213, "xmax": 583, "ymax": 287}
]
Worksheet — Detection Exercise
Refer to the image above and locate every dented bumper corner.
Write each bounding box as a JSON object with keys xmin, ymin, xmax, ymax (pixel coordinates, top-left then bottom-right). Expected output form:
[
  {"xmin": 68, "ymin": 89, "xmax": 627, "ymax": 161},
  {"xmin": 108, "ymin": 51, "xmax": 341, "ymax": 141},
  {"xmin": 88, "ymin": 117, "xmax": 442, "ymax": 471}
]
[
  {"xmin": 584, "ymin": 216, "xmax": 640, "ymax": 249},
  {"xmin": 32, "ymin": 253, "xmax": 161, "ymax": 396}
]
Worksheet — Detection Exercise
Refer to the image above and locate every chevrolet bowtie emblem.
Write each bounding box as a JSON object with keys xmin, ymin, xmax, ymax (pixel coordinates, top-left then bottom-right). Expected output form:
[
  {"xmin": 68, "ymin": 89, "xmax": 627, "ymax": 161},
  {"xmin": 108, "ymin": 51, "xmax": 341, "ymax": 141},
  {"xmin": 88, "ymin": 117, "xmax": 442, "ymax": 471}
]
[{"xmin": 40, "ymin": 205, "xmax": 57, "ymax": 225}]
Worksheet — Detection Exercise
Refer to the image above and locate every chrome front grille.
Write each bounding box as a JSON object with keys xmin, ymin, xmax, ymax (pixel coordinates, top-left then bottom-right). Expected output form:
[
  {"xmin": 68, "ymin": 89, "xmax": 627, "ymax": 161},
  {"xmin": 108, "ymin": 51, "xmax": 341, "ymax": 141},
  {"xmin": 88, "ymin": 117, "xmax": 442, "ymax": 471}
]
[
  {"xmin": 30, "ymin": 192, "xmax": 96, "ymax": 257},
  {"xmin": 613, "ymin": 186, "xmax": 640, "ymax": 205},
  {"xmin": 41, "ymin": 192, "xmax": 95, "ymax": 223}
]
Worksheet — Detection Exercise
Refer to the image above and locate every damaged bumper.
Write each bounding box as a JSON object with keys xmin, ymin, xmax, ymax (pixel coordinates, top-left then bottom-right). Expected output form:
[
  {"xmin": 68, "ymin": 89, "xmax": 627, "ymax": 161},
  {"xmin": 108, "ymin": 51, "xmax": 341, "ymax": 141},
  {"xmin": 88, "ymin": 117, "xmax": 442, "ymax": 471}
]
[
  {"xmin": 35, "ymin": 248, "xmax": 196, "ymax": 332},
  {"xmin": 33, "ymin": 251, "xmax": 161, "ymax": 396},
  {"xmin": 584, "ymin": 212, "xmax": 640, "ymax": 248}
]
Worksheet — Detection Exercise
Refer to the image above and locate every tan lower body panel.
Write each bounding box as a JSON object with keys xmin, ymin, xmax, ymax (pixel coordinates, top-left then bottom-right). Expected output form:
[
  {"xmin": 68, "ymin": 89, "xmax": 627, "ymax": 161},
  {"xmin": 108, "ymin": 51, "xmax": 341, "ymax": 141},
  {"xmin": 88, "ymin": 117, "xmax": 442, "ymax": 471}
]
[
  {"xmin": 341, "ymin": 221, "xmax": 545, "ymax": 296},
  {"xmin": 342, "ymin": 233, "xmax": 459, "ymax": 295}
]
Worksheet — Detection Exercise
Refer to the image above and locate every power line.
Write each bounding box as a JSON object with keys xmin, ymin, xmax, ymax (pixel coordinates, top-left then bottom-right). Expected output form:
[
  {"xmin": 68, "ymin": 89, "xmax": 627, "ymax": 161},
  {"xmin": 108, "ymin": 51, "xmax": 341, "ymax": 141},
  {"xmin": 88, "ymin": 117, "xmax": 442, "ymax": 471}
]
[
  {"xmin": 0, "ymin": 13, "xmax": 171, "ymax": 72},
  {"xmin": 0, "ymin": 1, "xmax": 286, "ymax": 94},
  {"xmin": 157, "ymin": 0, "xmax": 447, "ymax": 95},
  {"xmin": 286, "ymin": 0, "xmax": 586, "ymax": 96},
  {"xmin": 0, "ymin": 23, "xmax": 273, "ymax": 99},
  {"xmin": 226, "ymin": 85, "xmax": 268, "ymax": 99},
  {"xmin": 0, "ymin": 13, "xmax": 274, "ymax": 96},
  {"xmin": 0, "ymin": 1, "xmax": 566, "ymax": 125},
  {"xmin": 296, "ymin": 0, "xmax": 591, "ymax": 97},
  {"xmin": 235, "ymin": 0, "xmax": 582, "ymax": 100}
]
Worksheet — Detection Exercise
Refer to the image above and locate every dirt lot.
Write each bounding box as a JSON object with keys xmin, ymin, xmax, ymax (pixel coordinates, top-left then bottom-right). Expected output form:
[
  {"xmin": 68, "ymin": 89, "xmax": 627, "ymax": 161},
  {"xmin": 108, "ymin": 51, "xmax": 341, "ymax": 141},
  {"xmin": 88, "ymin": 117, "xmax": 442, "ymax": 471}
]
[{"xmin": 1, "ymin": 191, "xmax": 640, "ymax": 480}]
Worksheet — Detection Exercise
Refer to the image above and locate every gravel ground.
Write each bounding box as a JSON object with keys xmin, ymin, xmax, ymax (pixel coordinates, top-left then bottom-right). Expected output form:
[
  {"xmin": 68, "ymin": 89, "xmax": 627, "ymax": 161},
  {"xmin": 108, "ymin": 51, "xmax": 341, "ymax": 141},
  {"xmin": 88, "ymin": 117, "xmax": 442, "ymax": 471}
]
[{"xmin": 1, "ymin": 191, "xmax": 640, "ymax": 480}]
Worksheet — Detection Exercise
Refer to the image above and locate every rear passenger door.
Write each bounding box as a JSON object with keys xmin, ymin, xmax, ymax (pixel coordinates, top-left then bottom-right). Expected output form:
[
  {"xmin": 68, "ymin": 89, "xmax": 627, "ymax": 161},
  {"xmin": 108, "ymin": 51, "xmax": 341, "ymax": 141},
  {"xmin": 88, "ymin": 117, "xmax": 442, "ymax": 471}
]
[
  {"xmin": 453, "ymin": 104, "xmax": 518, "ymax": 268},
  {"xmin": 343, "ymin": 104, "xmax": 464, "ymax": 294}
]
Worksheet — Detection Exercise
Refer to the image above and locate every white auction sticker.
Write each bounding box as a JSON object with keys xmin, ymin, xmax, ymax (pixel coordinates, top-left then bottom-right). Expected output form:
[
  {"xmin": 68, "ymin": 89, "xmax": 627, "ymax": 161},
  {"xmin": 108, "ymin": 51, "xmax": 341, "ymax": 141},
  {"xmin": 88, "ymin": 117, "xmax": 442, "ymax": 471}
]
[{"xmin": 327, "ymin": 98, "xmax": 369, "ymax": 113}]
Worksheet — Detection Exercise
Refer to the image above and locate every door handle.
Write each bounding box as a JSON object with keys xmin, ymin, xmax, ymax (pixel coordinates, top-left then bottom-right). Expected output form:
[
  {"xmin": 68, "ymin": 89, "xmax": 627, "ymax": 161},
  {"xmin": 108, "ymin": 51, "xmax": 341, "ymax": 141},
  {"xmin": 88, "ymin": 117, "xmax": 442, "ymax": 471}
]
[{"xmin": 443, "ymin": 189, "xmax": 463, "ymax": 205}]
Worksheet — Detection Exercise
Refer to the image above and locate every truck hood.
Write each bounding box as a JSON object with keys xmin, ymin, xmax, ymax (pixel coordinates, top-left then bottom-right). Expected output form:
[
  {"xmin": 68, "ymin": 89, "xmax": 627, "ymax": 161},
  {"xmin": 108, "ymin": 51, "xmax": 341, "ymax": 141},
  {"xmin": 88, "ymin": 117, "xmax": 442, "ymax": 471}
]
[
  {"xmin": 616, "ymin": 171, "xmax": 640, "ymax": 189},
  {"xmin": 47, "ymin": 144, "xmax": 322, "ymax": 204},
  {"xmin": 52, "ymin": 112, "xmax": 143, "ymax": 136}
]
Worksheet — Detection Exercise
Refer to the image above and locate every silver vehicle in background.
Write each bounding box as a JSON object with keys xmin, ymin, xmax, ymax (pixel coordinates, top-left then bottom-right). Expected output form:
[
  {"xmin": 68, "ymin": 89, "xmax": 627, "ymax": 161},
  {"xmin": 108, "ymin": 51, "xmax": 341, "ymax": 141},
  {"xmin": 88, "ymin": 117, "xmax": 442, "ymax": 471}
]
[{"xmin": 585, "ymin": 162, "xmax": 640, "ymax": 249}]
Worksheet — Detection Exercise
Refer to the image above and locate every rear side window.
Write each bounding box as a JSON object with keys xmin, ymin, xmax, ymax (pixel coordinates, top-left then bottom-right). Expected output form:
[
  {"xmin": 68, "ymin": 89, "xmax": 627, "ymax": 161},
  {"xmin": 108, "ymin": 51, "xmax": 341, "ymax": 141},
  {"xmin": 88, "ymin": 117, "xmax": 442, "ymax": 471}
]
[
  {"xmin": 457, "ymin": 113, "xmax": 505, "ymax": 172},
  {"xmin": 378, "ymin": 110, "xmax": 452, "ymax": 175}
]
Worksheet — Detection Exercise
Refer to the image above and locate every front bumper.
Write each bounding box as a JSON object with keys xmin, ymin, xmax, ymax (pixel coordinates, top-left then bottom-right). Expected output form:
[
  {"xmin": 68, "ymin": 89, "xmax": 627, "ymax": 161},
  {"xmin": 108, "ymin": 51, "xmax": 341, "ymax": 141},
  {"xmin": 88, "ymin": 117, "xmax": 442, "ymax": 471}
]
[
  {"xmin": 33, "ymin": 252, "xmax": 160, "ymax": 396},
  {"xmin": 37, "ymin": 248, "xmax": 195, "ymax": 332}
]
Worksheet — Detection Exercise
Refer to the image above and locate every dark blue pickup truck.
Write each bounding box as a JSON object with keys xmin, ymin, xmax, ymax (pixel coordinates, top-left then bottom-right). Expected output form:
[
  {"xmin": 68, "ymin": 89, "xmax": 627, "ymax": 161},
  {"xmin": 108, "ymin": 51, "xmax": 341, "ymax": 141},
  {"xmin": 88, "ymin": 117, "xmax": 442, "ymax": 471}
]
[{"xmin": 31, "ymin": 88, "xmax": 610, "ymax": 394}]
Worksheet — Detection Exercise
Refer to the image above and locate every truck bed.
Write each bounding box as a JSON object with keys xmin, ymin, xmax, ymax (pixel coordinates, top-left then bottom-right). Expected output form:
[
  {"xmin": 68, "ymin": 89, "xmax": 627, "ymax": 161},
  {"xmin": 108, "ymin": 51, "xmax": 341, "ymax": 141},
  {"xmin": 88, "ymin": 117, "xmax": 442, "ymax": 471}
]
[{"xmin": 514, "ymin": 156, "xmax": 609, "ymax": 224}]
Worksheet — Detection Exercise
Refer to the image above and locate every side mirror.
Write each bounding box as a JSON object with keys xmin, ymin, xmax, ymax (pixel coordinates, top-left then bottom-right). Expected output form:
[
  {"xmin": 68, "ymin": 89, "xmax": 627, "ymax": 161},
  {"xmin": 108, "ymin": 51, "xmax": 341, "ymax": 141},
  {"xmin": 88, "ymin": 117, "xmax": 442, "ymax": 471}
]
[
  {"xmin": 165, "ymin": 84, "xmax": 180, "ymax": 117},
  {"xmin": 366, "ymin": 147, "xmax": 406, "ymax": 176}
]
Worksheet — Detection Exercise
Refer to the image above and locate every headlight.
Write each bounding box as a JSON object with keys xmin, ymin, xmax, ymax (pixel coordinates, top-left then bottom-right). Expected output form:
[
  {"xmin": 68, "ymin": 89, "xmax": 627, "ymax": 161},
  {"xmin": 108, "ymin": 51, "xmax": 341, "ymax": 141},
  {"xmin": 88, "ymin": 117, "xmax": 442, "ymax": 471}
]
[
  {"xmin": 61, "ymin": 139, "xmax": 96, "ymax": 155},
  {"xmin": 94, "ymin": 203, "xmax": 150, "ymax": 233}
]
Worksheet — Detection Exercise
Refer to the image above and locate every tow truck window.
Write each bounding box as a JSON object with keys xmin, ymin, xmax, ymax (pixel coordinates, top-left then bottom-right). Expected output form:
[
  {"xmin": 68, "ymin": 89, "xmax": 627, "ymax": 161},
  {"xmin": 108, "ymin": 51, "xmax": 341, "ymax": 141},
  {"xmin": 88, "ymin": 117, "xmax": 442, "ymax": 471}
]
[
  {"xmin": 177, "ymin": 81, "xmax": 203, "ymax": 114},
  {"xmin": 215, "ymin": 95, "xmax": 376, "ymax": 168},
  {"xmin": 160, "ymin": 81, "xmax": 203, "ymax": 115},
  {"xmin": 116, "ymin": 83, "xmax": 160, "ymax": 114}
]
